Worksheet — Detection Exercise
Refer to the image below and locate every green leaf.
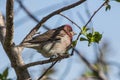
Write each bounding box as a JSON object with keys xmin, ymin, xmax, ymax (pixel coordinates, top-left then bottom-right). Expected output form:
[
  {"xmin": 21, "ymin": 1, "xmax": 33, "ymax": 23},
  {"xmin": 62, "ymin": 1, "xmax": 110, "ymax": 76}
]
[
  {"xmin": 72, "ymin": 40, "xmax": 77, "ymax": 47},
  {"xmin": 83, "ymin": 70, "xmax": 98, "ymax": 77},
  {"xmin": 3, "ymin": 67, "xmax": 9, "ymax": 79},
  {"xmin": 105, "ymin": 4, "xmax": 111, "ymax": 11},
  {"xmin": 86, "ymin": 33, "xmax": 92, "ymax": 40},
  {"xmin": 115, "ymin": 0, "xmax": 120, "ymax": 2},
  {"xmin": 93, "ymin": 32, "xmax": 102, "ymax": 43},
  {"xmin": 81, "ymin": 26, "xmax": 89, "ymax": 35},
  {"xmin": 0, "ymin": 74, "xmax": 3, "ymax": 79},
  {"xmin": 84, "ymin": 71, "xmax": 93, "ymax": 77},
  {"xmin": 80, "ymin": 37, "xmax": 88, "ymax": 41},
  {"xmin": 80, "ymin": 27, "xmax": 102, "ymax": 46},
  {"xmin": 86, "ymin": 32, "xmax": 102, "ymax": 46}
]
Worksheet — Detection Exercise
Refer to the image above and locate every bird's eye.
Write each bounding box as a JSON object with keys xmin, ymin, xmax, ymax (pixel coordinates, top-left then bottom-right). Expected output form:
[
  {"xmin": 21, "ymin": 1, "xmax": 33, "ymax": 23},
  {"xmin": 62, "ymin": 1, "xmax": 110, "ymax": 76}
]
[
  {"xmin": 70, "ymin": 28, "xmax": 73, "ymax": 31},
  {"xmin": 64, "ymin": 25, "xmax": 72, "ymax": 32},
  {"xmin": 68, "ymin": 27, "xmax": 72, "ymax": 32}
]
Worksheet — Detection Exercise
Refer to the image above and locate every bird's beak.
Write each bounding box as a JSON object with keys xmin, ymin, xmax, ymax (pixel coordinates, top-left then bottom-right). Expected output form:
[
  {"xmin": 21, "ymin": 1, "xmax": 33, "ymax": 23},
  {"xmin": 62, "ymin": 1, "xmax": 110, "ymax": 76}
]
[{"xmin": 71, "ymin": 31, "xmax": 77, "ymax": 36}]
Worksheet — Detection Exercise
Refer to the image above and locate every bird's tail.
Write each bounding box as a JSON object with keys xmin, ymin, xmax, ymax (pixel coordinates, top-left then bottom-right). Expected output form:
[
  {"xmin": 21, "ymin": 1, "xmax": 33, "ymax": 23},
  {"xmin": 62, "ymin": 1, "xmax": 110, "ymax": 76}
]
[{"xmin": 18, "ymin": 42, "xmax": 40, "ymax": 48}]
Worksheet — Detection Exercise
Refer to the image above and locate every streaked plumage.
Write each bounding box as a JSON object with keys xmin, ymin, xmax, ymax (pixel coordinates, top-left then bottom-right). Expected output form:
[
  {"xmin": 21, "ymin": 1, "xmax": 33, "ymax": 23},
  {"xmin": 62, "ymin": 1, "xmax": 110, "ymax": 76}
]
[{"xmin": 22, "ymin": 25, "xmax": 75, "ymax": 58}]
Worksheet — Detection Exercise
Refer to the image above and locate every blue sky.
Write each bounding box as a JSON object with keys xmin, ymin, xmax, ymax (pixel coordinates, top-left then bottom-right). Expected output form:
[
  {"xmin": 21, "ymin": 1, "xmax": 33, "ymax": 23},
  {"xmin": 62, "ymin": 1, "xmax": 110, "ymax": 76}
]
[{"xmin": 0, "ymin": 0, "xmax": 120, "ymax": 80}]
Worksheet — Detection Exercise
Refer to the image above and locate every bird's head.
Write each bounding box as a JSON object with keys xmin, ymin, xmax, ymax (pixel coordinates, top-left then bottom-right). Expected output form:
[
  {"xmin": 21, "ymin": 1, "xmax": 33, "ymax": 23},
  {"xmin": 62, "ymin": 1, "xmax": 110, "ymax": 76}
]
[{"xmin": 63, "ymin": 24, "xmax": 75, "ymax": 39}]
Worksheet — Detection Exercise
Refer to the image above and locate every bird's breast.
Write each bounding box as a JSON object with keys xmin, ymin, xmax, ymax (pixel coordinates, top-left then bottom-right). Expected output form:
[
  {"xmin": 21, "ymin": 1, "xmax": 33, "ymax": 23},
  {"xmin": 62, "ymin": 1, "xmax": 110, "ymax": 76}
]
[{"xmin": 37, "ymin": 34, "xmax": 71, "ymax": 57}]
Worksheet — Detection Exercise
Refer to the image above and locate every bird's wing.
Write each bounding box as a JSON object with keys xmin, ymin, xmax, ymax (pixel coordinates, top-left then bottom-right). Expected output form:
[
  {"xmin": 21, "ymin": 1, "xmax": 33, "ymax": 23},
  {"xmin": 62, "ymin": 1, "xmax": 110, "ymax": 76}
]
[
  {"xmin": 24, "ymin": 26, "xmax": 65, "ymax": 43},
  {"xmin": 26, "ymin": 29, "xmax": 58, "ymax": 43}
]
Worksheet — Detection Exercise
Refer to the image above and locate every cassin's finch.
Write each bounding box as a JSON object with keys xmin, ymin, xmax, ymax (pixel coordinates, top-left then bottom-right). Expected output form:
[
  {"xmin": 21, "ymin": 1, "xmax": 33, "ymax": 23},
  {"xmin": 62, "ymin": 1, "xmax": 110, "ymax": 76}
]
[{"xmin": 22, "ymin": 25, "xmax": 75, "ymax": 58}]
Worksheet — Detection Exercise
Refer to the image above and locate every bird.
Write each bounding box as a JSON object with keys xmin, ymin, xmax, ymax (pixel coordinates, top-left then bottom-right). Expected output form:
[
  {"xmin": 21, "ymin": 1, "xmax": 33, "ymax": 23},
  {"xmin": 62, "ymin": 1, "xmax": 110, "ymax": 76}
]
[{"xmin": 21, "ymin": 25, "xmax": 75, "ymax": 58}]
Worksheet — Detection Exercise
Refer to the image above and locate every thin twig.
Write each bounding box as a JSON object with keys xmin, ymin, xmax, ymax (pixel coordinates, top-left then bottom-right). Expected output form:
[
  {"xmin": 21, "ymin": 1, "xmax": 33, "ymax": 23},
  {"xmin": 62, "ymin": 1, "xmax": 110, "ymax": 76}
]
[
  {"xmin": 70, "ymin": 0, "xmax": 109, "ymax": 76},
  {"xmin": 23, "ymin": 54, "xmax": 70, "ymax": 68},
  {"xmin": 70, "ymin": 0, "xmax": 109, "ymax": 56},
  {"xmin": 37, "ymin": 60, "xmax": 58, "ymax": 80},
  {"xmin": 70, "ymin": 1, "xmax": 109, "ymax": 79},
  {"xmin": 59, "ymin": 13, "xmax": 82, "ymax": 56},
  {"xmin": 59, "ymin": 13, "xmax": 81, "ymax": 30},
  {"xmin": 20, "ymin": 0, "xmax": 86, "ymax": 44},
  {"xmin": 71, "ymin": 32, "xmax": 82, "ymax": 55},
  {"xmin": 16, "ymin": 0, "xmax": 50, "ymax": 30},
  {"xmin": 98, "ymin": 46, "xmax": 108, "ymax": 80},
  {"xmin": 75, "ymin": 49, "xmax": 98, "ymax": 72},
  {"xmin": 75, "ymin": 49, "xmax": 107, "ymax": 80},
  {"xmin": 84, "ymin": 0, "xmax": 109, "ymax": 27}
]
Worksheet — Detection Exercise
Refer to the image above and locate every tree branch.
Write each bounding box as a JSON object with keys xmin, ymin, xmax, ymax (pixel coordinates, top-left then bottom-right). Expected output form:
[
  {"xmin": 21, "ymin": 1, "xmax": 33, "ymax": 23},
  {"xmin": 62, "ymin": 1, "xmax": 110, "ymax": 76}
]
[
  {"xmin": 23, "ymin": 54, "xmax": 70, "ymax": 68},
  {"xmin": 75, "ymin": 49, "xmax": 107, "ymax": 80},
  {"xmin": 84, "ymin": 0, "xmax": 109, "ymax": 27},
  {"xmin": 20, "ymin": 0, "xmax": 86, "ymax": 44},
  {"xmin": 75, "ymin": 49, "xmax": 98, "ymax": 72},
  {"xmin": 38, "ymin": 60, "xmax": 58, "ymax": 80},
  {"xmin": 0, "ymin": 12, "xmax": 6, "ymax": 44},
  {"xmin": 70, "ymin": 0, "xmax": 109, "ymax": 56},
  {"xmin": 16, "ymin": 0, "xmax": 50, "ymax": 30},
  {"xmin": 59, "ymin": 13, "xmax": 81, "ymax": 30},
  {"xmin": 4, "ymin": 0, "xmax": 14, "ymax": 47},
  {"xmin": 2, "ymin": 1, "xmax": 31, "ymax": 79}
]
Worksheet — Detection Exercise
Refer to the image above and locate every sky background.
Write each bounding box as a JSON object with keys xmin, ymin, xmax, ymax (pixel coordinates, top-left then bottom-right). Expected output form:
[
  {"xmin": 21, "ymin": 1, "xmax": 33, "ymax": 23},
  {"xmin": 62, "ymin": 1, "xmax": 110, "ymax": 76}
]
[{"xmin": 0, "ymin": 0, "xmax": 120, "ymax": 80}]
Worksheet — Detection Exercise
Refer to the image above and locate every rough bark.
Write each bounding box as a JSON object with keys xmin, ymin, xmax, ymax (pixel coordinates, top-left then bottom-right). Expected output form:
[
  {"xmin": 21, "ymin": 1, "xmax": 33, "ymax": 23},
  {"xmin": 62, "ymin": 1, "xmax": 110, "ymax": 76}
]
[{"xmin": 0, "ymin": 0, "xmax": 31, "ymax": 80}]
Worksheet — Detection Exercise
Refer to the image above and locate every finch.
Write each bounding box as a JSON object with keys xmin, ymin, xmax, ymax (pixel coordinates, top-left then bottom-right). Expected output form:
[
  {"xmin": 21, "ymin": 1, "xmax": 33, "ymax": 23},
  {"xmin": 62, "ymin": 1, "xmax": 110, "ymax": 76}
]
[{"xmin": 22, "ymin": 25, "xmax": 75, "ymax": 58}]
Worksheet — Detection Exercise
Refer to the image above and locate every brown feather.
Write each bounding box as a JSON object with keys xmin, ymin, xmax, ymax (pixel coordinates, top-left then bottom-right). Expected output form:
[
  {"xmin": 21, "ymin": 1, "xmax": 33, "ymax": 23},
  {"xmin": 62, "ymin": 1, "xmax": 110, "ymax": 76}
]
[{"xmin": 25, "ymin": 25, "xmax": 65, "ymax": 43}]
